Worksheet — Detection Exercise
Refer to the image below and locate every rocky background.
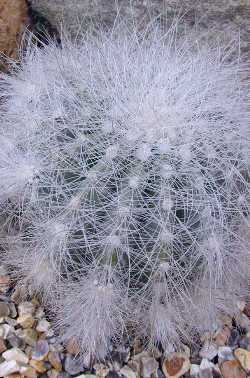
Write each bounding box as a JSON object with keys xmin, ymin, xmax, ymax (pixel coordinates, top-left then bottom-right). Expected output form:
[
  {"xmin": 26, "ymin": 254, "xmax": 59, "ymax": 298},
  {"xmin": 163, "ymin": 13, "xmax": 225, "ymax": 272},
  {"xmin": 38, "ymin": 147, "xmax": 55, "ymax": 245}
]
[
  {"xmin": 0, "ymin": 0, "xmax": 250, "ymax": 71},
  {"xmin": 0, "ymin": 267, "xmax": 250, "ymax": 378},
  {"xmin": 30, "ymin": 0, "xmax": 250, "ymax": 59}
]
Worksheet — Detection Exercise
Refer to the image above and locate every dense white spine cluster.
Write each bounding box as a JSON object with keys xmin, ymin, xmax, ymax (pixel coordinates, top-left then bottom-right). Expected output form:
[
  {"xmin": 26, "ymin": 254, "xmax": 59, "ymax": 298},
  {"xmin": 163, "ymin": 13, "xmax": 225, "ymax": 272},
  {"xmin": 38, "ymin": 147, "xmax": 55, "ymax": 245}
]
[{"xmin": 0, "ymin": 24, "xmax": 249, "ymax": 358}]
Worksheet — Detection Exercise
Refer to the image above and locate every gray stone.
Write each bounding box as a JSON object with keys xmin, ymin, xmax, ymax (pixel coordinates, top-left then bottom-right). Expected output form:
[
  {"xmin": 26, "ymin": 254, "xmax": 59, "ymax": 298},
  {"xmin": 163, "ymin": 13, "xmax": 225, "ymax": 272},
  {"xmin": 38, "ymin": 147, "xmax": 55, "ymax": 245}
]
[
  {"xmin": 7, "ymin": 334, "xmax": 24, "ymax": 349},
  {"xmin": 141, "ymin": 356, "xmax": 159, "ymax": 378},
  {"xmin": 228, "ymin": 329, "xmax": 241, "ymax": 348},
  {"xmin": 36, "ymin": 319, "xmax": 51, "ymax": 333},
  {"xmin": 18, "ymin": 301, "xmax": 35, "ymax": 317},
  {"xmin": 199, "ymin": 343, "xmax": 218, "ymax": 360},
  {"xmin": 64, "ymin": 354, "xmax": 85, "ymax": 375},
  {"xmin": 32, "ymin": 340, "xmax": 50, "ymax": 361},
  {"xmin": 3, "ymin": 347, "xmax": 29, "ymax": 364},
  {"xmin": 0, "ymin": 302, "xmax": 10, "ymax": 317},
  {"xmin": 190, "ymin": 364, "xmax": 200, "ymax": 377},
  {"xmin": 0, "ymin": 360, "xmax": 20, "ymax": 376},
  {"xmin": 8, "ymin": 303, "xmax": 17, "ymax": 318},
  {"xmin": 218, "ymin": 347, "xmax": 234, "ymax": 361},
  {"xmin": 0, "ymin": 324, "xmax": 12, "ymax": 339},
  {"xmin": 239, "ymin": 337, "xmax": 250, "ymax": 351},
  {"xmin": 30, "ymin": 0, "xmax": 250, "ymax": 61}
]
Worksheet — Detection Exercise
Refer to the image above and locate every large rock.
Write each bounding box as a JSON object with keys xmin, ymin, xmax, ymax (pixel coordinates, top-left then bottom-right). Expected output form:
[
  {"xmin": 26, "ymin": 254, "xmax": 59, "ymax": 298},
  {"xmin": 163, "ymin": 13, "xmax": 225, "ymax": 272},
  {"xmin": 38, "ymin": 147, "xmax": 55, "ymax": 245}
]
[
  {"xmin": 0, "ymin": 0, "xmax": 29, "ymax": 70},
  {"xmin": 30, "ymin": 0, "xmax": 250, "ymax": 59}
]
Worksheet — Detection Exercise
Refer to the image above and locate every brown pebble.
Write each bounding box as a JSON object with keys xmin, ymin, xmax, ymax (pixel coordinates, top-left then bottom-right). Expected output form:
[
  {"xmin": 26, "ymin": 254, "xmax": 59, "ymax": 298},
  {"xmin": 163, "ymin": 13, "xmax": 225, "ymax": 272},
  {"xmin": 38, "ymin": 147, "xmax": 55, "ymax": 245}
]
[
  {"xmin": 48, "ymin": 352, "xmax": 62, "ymax": 371},
  {"xmin": 0, "ymin": 0, "xmax": 29, "ymax": 70},
  {"xmin": 220, "ymin": 360, "xmax": 246, "ymax": 378},
  {"xmin": 21, "ymin": 366, "xmax": 37, "ymax": 378},
  {"xmin": 215, "ymin": 326, "xmax": 231, "ymax": 346},
  {"xmin": 234, "ymin": 348, "xmax": 250, "ymax": 373},
  {"xmin": 0, "ymin": 302, "xmax": 10, "ymax": 317},
  {"xmin": 29, "ymin": 360, "xmax": 47, "ymax": 373},
  {"xmin": 0, "ymin": 275, "xmax": 10, "ymax": 285},
  {"xmin": 0, "ymin": 337, "xmax": 7, "ymax": 353},
  {"xmin": 162, "ymin": 352, "xmax": 190, "ymax": 378},
  {"xmin": 47, "ymin": 369, "xmax": 60, "ymax": 378},
  {"xmin": 5, "ymin": 374, "xmax": 22, "ymax": 378},
  {"xmin": 66, "ymin": 337, "xmax": 80, "ymax": 355},
  {"xmin": 18, "ymin": 329, "xmax": 38, "ymax": 346},
  {"xmin": 17, "ymin": 315, "xmax": 35, "ymax": 329}
]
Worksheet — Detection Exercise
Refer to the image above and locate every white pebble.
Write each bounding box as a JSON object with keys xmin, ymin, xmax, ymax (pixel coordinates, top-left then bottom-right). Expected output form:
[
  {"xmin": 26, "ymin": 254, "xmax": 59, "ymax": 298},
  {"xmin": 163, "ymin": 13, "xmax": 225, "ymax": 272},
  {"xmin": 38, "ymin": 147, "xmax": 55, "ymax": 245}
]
[
  {"xmin": 190, "ymin": 364, "xmax": 200, "ymax": 376},
  {"xmin": 0, "ymin": 324, "xmax": 11, "ymax": 339},
  {"xmin": 3, "ymin": 347, "xmax": 29, "ymax": 364},
  {"xmin": 218, "ymin": 346, "xmax": 234, "ymax": 361},
  {"xmin": 0, "ymin": 360, "xmax": 20, "ymax": 377},
  {"xmin": 200, "ymin": 359, "xmax": 214, "ymax": 370},
  {"xmin": 199, "ymin": 343, "xmax": 218, "ymax": 360},
  {"xmin": 18, "ymin": 302, "xmax": 35, "ymax": 317},
  {"xmin": 36, "ymin": 319, "xmax": 50, "ymax": 333}
]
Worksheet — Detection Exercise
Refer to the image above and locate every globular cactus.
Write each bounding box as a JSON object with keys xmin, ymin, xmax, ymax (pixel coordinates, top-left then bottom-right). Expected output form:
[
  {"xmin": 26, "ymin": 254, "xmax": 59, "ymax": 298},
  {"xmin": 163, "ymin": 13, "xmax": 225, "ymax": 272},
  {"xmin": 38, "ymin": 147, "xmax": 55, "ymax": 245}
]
[{"xmin": 0, "ymin": 23, "xmax": 249, "ymax": 359}]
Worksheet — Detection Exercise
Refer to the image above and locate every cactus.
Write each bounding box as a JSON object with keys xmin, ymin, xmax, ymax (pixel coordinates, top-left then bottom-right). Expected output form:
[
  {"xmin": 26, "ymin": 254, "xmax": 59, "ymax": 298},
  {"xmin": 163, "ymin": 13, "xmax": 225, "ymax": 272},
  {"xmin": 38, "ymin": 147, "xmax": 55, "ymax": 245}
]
[{"xmin": 0, "ymin": 24, "xmax": 249, "ymax": 358}]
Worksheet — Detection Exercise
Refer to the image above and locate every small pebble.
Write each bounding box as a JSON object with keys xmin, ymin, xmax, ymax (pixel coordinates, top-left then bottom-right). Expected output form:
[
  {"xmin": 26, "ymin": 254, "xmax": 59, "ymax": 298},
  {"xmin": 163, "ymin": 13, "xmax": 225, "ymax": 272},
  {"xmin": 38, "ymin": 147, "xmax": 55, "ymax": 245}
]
[
  {"xmin": 0, "ymin": 360, "xmax": 20, "ymax": 377},
  {"xmin": 29, "ymin": 360, "xmax": 47, "ymax": 373},
  {"xmin": 17, "ymin": 329, "xmax": 38, "ymax": 346},
  {"xmin": 32, "ymin": 340, "xmax": 49, "ymax": 361},
  {"xmin": 3, "ymin": 348, "xmax": 29, "ymax": 364},
  {"xmin": 0, "ymin": 302, "xmax": 10, "ymax": 317},
  {"xmin": 200, "ymin": 359, "xmax": 215, "ymax": 370},
  {"xmin": 234, "ymin": 348, "xmax": 250, "ymax": 373},
  {"xmin": 48, "ymin": 352, "xmax": 62, "ymax": 371},
  {"xmin": 162, "ymin": 352, "xmax": 190, "ymax": 378},
  {"xmin": 5, "ymin": 317, "xmax": 17, "ymax": 327},
  {"xmin": 120, "ymin": 366, "xmax": 137, "ymax": 378},
  {"xmin": 200, "ymin": 343, "xmax": 218, "ymax": 360},
  {"xmin": 239, "ymin": 337, "xmax": 250, "ymax": 351},
  {"xmin": 190, "ymin": 364, "xmax": 200, "ymax": 376},
  {"xmin": 18, "ymin": 302, "xmax": 35, "ymax": 317},
  {"xmin": 47, "ymin": 369, "xmax": 60, "ymax": 378},
  {"xmin": 93, "ymin": 363, "xmax": 110, "ymax": 378},
  {"xmin": 66, "ymin": 337, "xmax": 80, "ymax": 355},
  {"xmin": 35, "ymin": 307, "xmax": 45, "ymax": 319},
  {"xmin": 20, "ymin": 366, "xmax": 37, "ymax": 378},
  {"xmin": 141, "ymin": 356, "xmax": 158, "ymax": 378},
  {"xmin": 7, "ymin": 335, "xmax": 24, "ymax": 349},
  {"xmin": 228, "ymin": 330, "xmax": 241, "ymax": 348},
  {"xmin": 17, "ymin": 315, "xmax": 35, "ymax": 329},
  {"xmin": 36, "ymin": 319, "xmax": 50, "ymax": 333},
  {"xmin": 64, "ymin": 355, "xmax": 84, "ymax": 375},
  {"xmin": 0, "ymin": 275, "xmax": 10, "ymax": 285},
  {"xmin": 236, "ymin": 314, "xmax": 250, "ymax": 333},
  {"xmin": 220, "ymin": 360, "xmax": 246, "ymax": 378},
  {"xmin": 0, "ymin": 324, "xmax": 12, "ymax": 339},
  {"xmin": 215, "ymin": 327, "xmax": 231, "ymax": 346},
  {"xmin": 8, "ymin": 303, "xmax": 17, "ymax": 319},
  {"xmin": 218, "ymin": 347, "xmax": 234, "ymax": 361}
]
